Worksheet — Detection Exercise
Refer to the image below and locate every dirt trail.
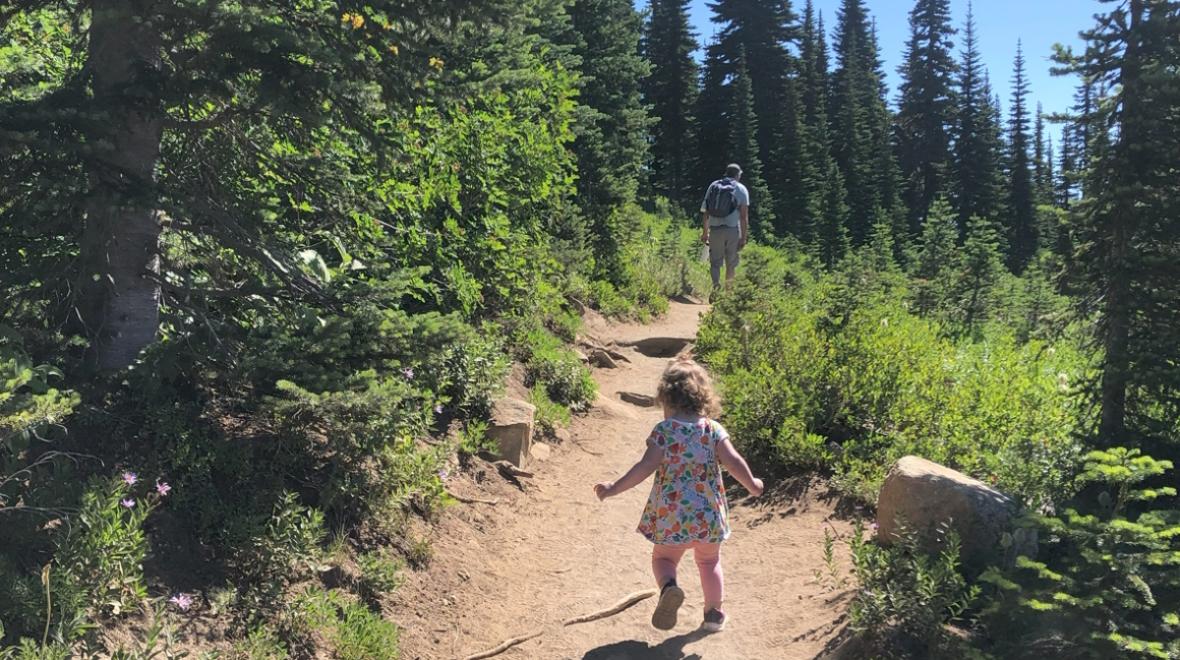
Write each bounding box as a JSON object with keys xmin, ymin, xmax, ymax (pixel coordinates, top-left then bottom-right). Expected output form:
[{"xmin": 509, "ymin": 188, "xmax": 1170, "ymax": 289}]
[{"xmin": 391, "ymin": 301, "xmax": 853, "ymax": 660}]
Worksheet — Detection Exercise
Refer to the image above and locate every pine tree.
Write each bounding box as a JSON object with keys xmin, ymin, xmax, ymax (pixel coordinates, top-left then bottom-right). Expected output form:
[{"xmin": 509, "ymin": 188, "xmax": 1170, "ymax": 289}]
[
  {"xmin": 1034, "ymin": 102, "xmax": 1053, "ymax": 203},
  {"xmin": 910, "ymin": 197, "xmax": 959, "ymax": 317},
  {"xmin": 797, "ymin": 2, "xmax": 848, "ymax": 254},
  {"xmin": 956, "ymin": 215, "xmax": 1005, "ymax": 337},
  {"xmin": 1056, "ymin": 0, "xmax": 1180, "ymax": 446},
  {"xmin": 567, "ymin": 0, "xmax": 653, "ymax": 282},
  {"xmin": 951, "ymin": 3, "xmax": 1006, "ymax": 235},
  {"xmin": 1057, "ymin": 128, "xmax": 1076, "ymax": 207},
  {"xmin": 830, "ymin": 0, "xmax": 899, "ymax": 245},
  {"xmin": 772, "ymin": 76, "xmax": 811, "ymax": 239},
  {"xmin": 642, "ymin": 0, "xmax": 701, "ymax": 212},
  {"xmin": 729, "ymin": 49, "xmax": 777, "ymax": 238},
  {"xmin": 707, "ymin": 0, "xmax": 800, "ymax": 241},
  {"xmin": 696, "ymin": 47, "xmax": 731, "ymax": 179},
  {"xmin": 895, "ymin": 0, "xmax": 957, "ymax": 234},
  {"xmin": 1005, "ymin": 42, "xmax": 1038, "ymax": 272}
]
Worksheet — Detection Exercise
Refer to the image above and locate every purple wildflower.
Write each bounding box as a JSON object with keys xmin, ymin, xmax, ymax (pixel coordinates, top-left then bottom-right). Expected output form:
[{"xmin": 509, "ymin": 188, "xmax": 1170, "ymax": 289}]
[
  {"xmin": 438, "ymin": 468, "xmax": 449, "ymax": 481},
  {"xmin": 434, "ymin": 404, "xmax": 444, "ymax": 415},
  {"xmin": 121, "ymin": 471, "xmax": 138, "ymax": 486},
  {"xmin": 120, "ymin": 498, "xmax": 136, "ymax": 509},
  {"xmin": 168, "ymin": 593, "xmax": 194, "ymax": 611},
  {"xmin": 155, "ymin": 481, "xmax": 172, "ymax": 496},
  {"xmin": 402, "ymin": 367, "xmax": 415, "ymax": 380}
]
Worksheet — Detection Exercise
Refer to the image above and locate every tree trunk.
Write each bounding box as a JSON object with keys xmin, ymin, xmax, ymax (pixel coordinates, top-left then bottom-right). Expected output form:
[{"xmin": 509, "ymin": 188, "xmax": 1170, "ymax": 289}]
[
  {"xmin": 75, "ymin": 0, "xmax": 164, "ymax": 371},
  {"xmin": 1098, "ymin": 0, "xmax": 1144, "ymax": 444}
]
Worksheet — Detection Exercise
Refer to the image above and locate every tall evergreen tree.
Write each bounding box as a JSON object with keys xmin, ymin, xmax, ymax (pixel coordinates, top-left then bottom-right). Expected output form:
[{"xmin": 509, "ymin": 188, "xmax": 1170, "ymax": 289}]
[
  {"xmin": 1057, "ymin": 127, "xmax": 1076, "ymax": 208},
  {"xmin": 1034, "ymin": 101, "xmax": 1053, "ymax": 203},
  {"xmin": 1057, "ymin": 0, "xmax": 1180, "ymax": 446},
  {"xmin": 830, "ymin": 0, "xmax": 899, "ymax": 244},
  {"xmin": 1006, "ymin": 41, "xmax": 1037, "ymax": 271},
  {"xmin": 951, "ymin": 3, "xmax": 1005, "ymax": 235},
  {"xmin": 895, "ymin": 0, "xmax": 957, "ymax": 234},
  {"xmin": 772, "ymin": 76, "xmax": 811, "ymax": 239},
  {"xmin": 728, "ymin": 49, "xmax": 777, "ymax": 238},
  {"xmin": 696, "ymin": 47, "xmax": 731, "ymax": 179},
  {"xmin": 642, "ymin": 0, "xmax": 701, "ymax": 212},
  {"xmin": 706, "ymin": 0, "xmax": 800, "ymax": 241},
  {"xmin": 567, "ymin": 0, "xmax": 653, "ymax": 281}
]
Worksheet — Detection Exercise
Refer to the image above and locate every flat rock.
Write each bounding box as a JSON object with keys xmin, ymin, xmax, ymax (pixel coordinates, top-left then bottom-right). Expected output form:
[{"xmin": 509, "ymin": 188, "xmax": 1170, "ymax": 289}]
[
  {"xmin": 618, "ymin": 337, "xmax": 693, "ymax": 358},
  {"xmin": 619, "ymin": 391, "xmax": 656, "ymax": 407},
  {"xmin": 589, "ymin": 349, "xmax": 618, "ymax": 369},
  {"xmin": 531, "ymin": 442, "xmax": 552, "ymax": 462},
  {"xmin": 877, "ymin": 456, "xmax": 1034, "ymax": 574}
]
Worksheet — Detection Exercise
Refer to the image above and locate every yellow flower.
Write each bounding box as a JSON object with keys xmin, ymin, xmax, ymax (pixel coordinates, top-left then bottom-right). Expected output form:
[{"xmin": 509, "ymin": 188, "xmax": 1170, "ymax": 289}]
[
  {"xmin": 388, "ymin": 44, "xmax": 399, "ymax": 56},
  {"xmin": 341, "ymin": 12, "xmax": 364, "ymax": 29},
  {"xmin": 429, "ymin": 56, "xmax": 445, "ymax": 70}
]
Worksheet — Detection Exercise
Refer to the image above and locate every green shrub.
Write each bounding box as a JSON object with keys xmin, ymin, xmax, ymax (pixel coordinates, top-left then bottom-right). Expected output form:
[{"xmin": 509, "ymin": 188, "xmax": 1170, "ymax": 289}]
[
  {"xmin": 356, "ymin": 550, "xmax": 403, "ymax": 598},
  {"xmin": 232, "ymin": 625, "xmax": 289, "ymax": 660},
  {"xmin": 456, "ymin": 420, "xmax": 496, "ymax": 457},
  {"xmin": 848, "ymin": 520, "xmax": 980, "ymax": 658},
  {"xmin": 697, "ymin": 246, "xmax": 1085, "ymax": 506},
  {"xmin": 518, "ymin": 329, "xmax": 596, "ymax": 410},
  {"xmin": 529, "ymin": 385, "xmax": 571, "ymax": 435},
  {"xmin": 978, "ymin": 448, "xmax": 1180, "ymax": 659},
  {"xmin": 232, "ymin": 493, "xmax": 324, "ymax": 614},
  {"xmin": 291, "ymin": 589, "xmax": 398, "ymax": 660}
]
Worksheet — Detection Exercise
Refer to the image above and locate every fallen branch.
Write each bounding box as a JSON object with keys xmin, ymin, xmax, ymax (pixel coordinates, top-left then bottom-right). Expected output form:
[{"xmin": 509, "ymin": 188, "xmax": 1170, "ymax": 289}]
[
  {"xmin": 445, "ymin": 489, "xmax": 499, "ymax": 505},
  {"xmin": 463, "ymin": 629, "xmax": 544, "ymax": 660},
  {"xmin": 562, "ymin": 589, "xmax": 657, "ymax": 626}
]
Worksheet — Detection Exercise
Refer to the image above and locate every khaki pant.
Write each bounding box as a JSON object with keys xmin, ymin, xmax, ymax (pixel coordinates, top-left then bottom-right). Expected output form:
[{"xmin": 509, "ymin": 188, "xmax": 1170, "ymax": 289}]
[{"xmin": 708, "ymin": 226, "xmax": 741, "ymax": 286}]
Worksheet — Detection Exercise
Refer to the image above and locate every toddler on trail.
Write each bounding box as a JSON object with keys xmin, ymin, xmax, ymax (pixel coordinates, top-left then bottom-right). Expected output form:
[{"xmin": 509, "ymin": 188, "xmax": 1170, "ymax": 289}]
[{"xmin": 593, "ymin": 358, "xmax": 764, "ymax": 633}]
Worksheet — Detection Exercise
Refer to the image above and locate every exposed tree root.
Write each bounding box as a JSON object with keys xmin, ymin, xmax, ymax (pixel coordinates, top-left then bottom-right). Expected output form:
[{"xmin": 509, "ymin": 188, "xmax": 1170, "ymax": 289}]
[{"xmin": 446, "ymin": 489, "xmax": 499, "ymax": 505}]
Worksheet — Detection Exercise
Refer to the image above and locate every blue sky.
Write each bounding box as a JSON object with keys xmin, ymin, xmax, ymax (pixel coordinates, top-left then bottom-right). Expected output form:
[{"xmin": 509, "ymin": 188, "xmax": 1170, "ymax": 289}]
[{"xmin": 645, "ymin": 0, "xmax": 1102, "ymax": 146}]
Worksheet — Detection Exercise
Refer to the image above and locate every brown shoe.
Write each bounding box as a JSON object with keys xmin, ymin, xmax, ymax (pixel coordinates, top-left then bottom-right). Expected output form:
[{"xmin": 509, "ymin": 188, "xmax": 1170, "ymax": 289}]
[{"xmin": 651, "ymin": 582, "xmax": 685, "ymax": 631}]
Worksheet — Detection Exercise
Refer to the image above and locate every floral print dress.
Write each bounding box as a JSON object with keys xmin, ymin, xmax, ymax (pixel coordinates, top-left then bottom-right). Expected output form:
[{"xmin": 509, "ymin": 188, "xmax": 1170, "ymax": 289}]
[{"xmin": 637, "ymin": 417, "xmax": 731, "ymax": 545}]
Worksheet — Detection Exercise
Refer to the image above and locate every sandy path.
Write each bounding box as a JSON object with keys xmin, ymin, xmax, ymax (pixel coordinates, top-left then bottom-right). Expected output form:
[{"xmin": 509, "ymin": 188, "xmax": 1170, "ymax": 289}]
[{"xmin": 391, "ymin": 301, "xmax": 852, "ymax": 660}]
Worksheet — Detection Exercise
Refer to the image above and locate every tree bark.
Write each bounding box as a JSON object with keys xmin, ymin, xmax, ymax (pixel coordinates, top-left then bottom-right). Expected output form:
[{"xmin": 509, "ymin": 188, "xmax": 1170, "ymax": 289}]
[
  {"xmin": 1098, "ymin": 0, "xmax": 1144, "ymax": 445},
  {"xmin": 75, "ymin": 0, "xmax": 164, "ymax": 371}
]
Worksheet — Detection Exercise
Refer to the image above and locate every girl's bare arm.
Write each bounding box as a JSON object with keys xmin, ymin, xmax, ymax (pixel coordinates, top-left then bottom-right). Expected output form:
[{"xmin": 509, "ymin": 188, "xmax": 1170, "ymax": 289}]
[
  {"xmin": 717, "ymin": 436, "xmax": 765, "ymax": 496},
  {"xmin": 594, "ymin": 444, "xmax": 663, "ymax": 500}
]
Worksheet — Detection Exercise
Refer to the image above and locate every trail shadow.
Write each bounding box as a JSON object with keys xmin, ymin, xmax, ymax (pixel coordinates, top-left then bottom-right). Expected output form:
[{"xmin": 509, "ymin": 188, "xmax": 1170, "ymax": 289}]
[{"xmin": 581, "ymin": 629, "xmax": 711, "ymax": 660}]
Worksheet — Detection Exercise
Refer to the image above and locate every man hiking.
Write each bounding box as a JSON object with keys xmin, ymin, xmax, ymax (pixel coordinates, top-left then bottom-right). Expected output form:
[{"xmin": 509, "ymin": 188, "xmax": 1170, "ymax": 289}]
[{"xmin": 700, "ymin": 163, "xmax": 749, "ymax": 289}]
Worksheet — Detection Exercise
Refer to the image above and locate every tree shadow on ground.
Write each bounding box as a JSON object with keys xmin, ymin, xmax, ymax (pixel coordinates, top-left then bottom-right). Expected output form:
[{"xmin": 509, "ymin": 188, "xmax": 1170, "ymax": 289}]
[{"xmin": 581, "ymin": 629, "xmax": 711, "ymax": 660}]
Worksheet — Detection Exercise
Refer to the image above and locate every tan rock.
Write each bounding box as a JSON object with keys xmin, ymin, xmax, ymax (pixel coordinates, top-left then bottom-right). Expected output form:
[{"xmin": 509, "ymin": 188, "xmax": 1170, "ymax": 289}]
[
  {"xmin": 531, "ymin": 442, "xmax": 552, "ymax": 462},
  {"xmin": 619, "ymin": 391, "xmax": 657, "ymax": 407},
  {"xmin": 876, "ymin": 456, "xmax": 1033, "ymax": 573},
  {"xmin": 488, "ymin": 398, "xmax": 535, "ymax": 468}
]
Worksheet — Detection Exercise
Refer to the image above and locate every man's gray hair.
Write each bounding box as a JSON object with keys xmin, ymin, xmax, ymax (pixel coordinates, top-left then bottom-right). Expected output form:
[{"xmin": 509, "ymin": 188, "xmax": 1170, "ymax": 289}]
[{"xmin": 725, "ymin": 163, "xmax": 742, "ymax": 178}]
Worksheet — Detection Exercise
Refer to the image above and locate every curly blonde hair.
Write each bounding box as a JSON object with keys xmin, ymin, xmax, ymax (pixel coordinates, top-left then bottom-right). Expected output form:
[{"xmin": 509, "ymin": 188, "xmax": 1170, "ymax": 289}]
[{"xmin": 656, "ymin": 357, "xmax": 720, "ymax": 418}]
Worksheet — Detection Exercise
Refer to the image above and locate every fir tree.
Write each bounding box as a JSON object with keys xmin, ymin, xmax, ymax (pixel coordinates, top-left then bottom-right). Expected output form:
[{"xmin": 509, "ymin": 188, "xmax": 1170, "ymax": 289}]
[
  {"xmin": 951, "ymin": 3, "xmax": 1006, "ymax": 235},
  {"xmin": 910, "ymin": 197, "xmax": 959, "ymax": 317},
  {"xmin": 895, "ymin": 0, "xmax": 957, "ymax": 234},
  {"xmin": 1034, "ymin": 102, "xmax": 1053, "ymax": 203},
  {"xmin": 642, "ymin": 0, "xmax": 701, "ymax": 212},
  {"xmin": 1057, "ymin": 0, "xmax": 1180, "ymax": 446},
  {"xmin": 771, "ymin": 76, "xmax": 811, "ymax": 240},
  {"xmin": 830, "ymin": 0, "xmax": 899, "ymax": 244},
  {"xmin": 696, "ymin": 47, "xmax": 731, "ymax": 180},
  {"xmin": 567, "ymin": 0, "xmax": 653, "ymax": 281},
  {"xmin": 707, "ymin": 0, "xmax": 801, "ymax": 241},
  {"xmin": 729, "ymin": 49, "xmax": 777, "ymax": 238},
  {"xmin": 801, "ymin": 4, "xmax": 849, "ymax": 262},
  {"xmin": 1005, "ymin": 41, "xmax": 1038, "ymax": 272},
  {"xmin": 1057, "ymin": 127, "xmax": 1076, "ymax": 208},
  {"xmin": 956, "ymin": 215, "xmax": 1005, "ymax": 337}
]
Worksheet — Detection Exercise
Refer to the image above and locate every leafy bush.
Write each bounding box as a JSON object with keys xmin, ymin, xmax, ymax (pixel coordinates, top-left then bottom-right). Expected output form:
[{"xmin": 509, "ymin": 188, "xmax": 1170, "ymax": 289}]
[
  {"xmin": 517, "ymin": 329, "xmax": 596, "ymax": 410},
  {"xmin": 529, "ymin": 385, "xmax": 571, "ymax": 435},
  {"xmin": 290, "ymin": 588, "xmax": 398, "ymax": 660},
  {"xmin": 978, "ymin": 448, "xmax": 1180, "ymax": 659},
  {"xmin": 697, "ymin": 245, "xmax": 1085, "ymax": 505},
  {"xmin": 848, "ymin": 520, "xmax": 980, "ymax": 658},
  {"xmin": 356, "ymin": 549, "xmax": 403, "ymax": 599},
  {"xmin": 231, "ymin": 493, "xmax": 325, "ymax": 616}
]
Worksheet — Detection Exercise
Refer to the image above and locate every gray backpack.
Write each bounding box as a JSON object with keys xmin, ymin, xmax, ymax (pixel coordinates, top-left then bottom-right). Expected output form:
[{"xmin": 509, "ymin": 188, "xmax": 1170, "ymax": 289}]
[{"xmin": 705, "ymin": 178, "xmax": 739, "ymax": 218}]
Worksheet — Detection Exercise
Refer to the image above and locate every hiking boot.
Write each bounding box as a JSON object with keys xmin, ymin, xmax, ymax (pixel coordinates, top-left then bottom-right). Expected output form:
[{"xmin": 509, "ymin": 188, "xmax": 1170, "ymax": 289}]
[
  {"xmin": 702, "ymin": 608, "xmax": 727, "ymax": 632},
  {"xmin": 651, "ymin": 581, "xmax": 685, "ymax": 631}
]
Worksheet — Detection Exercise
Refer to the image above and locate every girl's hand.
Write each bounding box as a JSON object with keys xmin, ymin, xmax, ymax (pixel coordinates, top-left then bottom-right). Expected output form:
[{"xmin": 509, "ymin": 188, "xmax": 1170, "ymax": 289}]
[
  {"xmin": 749, "ymin": 478, "xmax": 765, "ymax": 497},
  {"xmin": 593, "ymin": 482, "xmax": 613, "ymax": 501}
]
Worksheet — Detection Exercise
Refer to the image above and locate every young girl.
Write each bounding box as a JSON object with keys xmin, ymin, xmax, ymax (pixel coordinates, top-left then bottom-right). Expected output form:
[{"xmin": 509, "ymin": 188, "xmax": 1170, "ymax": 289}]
[{"xmin": 593, "ymin": 358, "xmax": 764, "ymax": 633}]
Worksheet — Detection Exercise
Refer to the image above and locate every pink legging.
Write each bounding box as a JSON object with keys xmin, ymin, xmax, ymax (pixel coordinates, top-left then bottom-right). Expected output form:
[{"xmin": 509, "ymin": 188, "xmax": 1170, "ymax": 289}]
[{"xmin": 651, "ymin": 542, "xmax": 724, "ymax": 610}]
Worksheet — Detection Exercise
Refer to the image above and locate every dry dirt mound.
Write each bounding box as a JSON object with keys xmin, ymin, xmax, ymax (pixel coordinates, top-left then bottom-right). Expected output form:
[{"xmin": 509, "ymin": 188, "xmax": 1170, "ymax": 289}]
[{"xmin": 389, "ymin": 302, "xmax": 854, "ymax": 659}]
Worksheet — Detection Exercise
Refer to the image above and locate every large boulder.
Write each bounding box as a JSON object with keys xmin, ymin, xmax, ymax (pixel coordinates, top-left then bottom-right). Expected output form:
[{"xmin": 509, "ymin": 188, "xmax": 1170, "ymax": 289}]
[
  {"xmin": 488, "ymin": 398, "xmax": 536, "ymax": 468},
  {"xmin": 876, "ymin": 456, "xmax": 1034, "ymax": 573}
]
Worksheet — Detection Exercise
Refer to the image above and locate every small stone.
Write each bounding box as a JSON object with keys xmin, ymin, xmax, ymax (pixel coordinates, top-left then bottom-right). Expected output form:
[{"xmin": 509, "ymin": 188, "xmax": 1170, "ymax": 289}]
[
  {"xmin": 574, "ymin": 349, "xmax": 590, "ymax": 364},
  {"xmin": 589, "ymin": 349, "xmax": 618, "ymax": 369},
  {"xmin": 554, "ymin": 428, "xmax": 572, "ymax": 443}
]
